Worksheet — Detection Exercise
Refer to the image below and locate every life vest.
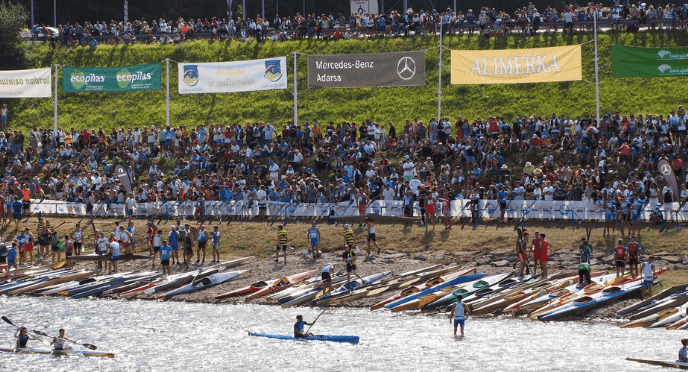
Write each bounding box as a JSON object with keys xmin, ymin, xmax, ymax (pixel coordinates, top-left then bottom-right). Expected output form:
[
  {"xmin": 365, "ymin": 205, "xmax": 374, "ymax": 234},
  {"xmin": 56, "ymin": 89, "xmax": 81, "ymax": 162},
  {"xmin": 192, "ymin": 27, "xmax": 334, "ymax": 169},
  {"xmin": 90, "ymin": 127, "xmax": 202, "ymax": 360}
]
[
  {"xmin": 614, "ymin": 245, "xmax": 625, "ymax": 260},
  {"xmin": 278, "ymin": 230, "xmax": 287, "ymax": 244},
  {"xmin": 627, "ymin": 242, "xmax": 639, "ymax": 257}
]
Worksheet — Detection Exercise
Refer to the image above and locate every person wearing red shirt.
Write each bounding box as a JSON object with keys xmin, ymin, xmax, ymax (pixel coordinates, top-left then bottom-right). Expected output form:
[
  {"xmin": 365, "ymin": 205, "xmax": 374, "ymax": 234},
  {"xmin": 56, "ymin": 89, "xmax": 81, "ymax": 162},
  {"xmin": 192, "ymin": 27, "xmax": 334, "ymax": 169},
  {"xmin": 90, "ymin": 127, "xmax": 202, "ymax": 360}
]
[
  {"xmin": 538, "ymin": 234, "xmax": 550, "ymax": 279},
  {"xmin": 614, "ymin": 238, "xmax": 627, "ymax": 278},
  {"xmin": 531, "ymin": 231, "xmax": 542, "ymax": 276}
]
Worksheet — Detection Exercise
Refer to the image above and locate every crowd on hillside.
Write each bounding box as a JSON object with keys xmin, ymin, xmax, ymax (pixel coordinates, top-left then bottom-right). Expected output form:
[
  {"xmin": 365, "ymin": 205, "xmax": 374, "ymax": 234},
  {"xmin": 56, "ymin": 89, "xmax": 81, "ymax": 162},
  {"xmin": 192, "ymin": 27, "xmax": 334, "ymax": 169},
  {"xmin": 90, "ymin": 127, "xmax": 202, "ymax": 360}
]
[
  {"xmin": 0, "ymin": 103, "xmax": 687, "ymax": 232},
  {"xmin": 31, "ymin": 2, "xmax": 688, "ymax": 46}
]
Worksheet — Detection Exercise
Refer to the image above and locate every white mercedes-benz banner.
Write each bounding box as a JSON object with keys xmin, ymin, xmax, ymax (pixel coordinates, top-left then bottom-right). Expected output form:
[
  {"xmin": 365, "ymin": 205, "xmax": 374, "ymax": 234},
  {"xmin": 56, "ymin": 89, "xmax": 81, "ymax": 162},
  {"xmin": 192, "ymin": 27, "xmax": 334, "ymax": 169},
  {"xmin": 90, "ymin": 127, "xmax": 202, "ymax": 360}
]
[
  {"xmin": 0, "ymin": 68, "xmax": 52, "ymax": 98},
  {"xmin": 178, "ymin": 57, "xmax": 288, "ymax": 94},
  {"xmin": 351, "ymin": 0, "xmax": 379, "ymax": 16}
]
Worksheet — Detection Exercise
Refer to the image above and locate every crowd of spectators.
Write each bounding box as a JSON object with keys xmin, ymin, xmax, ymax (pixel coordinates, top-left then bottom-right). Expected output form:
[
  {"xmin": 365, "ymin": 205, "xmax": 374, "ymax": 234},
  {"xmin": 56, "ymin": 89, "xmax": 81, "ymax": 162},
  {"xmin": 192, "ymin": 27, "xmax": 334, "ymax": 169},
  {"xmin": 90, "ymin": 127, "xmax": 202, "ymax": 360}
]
[
  {"xmin": 0, "ymin": 104, "xmax": 687, "ymax": 230},
  {"xmin": 29, "ymin": 2, "xmax": 688, "ymax": 46}
]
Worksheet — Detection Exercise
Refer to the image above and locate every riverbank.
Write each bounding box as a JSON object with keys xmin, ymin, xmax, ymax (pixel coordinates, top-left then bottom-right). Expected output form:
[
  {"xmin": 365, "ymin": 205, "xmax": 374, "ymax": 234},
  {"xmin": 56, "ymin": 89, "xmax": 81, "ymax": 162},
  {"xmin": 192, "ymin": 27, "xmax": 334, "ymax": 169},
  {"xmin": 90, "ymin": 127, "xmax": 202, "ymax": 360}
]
[{"xmin": 7, "ymin": 217, "xmax": 684, "ymax": 320}]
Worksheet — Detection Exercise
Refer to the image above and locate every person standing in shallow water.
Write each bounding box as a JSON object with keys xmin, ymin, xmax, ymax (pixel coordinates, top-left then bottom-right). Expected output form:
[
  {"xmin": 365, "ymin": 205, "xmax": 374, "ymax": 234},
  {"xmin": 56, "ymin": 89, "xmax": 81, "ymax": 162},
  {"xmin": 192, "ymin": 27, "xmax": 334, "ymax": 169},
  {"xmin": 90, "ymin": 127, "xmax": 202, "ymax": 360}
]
[{"xmin": 449, "ymin": 295, "xmax": 470, "ymax": 338}]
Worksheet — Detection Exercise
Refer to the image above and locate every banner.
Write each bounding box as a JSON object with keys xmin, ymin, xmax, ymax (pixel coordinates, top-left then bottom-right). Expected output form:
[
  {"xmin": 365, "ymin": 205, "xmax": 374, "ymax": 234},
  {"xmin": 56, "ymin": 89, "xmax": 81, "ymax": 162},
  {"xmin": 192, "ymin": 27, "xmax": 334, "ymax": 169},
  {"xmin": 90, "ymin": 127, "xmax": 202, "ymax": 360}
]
[
  {"xmin": 0, "ymin": 68, "xmax": 52, "ymax": 98},
  {"xmin": 612, "ymin": 45, "xmax": 688, "ymax": 77},
  {"xmin": 351, "ymin": 0, "xmax": 379, "ymax": 16},
  {"xmin": 450, "ymin": 45, "xmax": 582, "ymax": 85},
  {"xmin": 62, "ymin": 64, "xmax": 161, "ymax": 92},
  {"xmin": 114, "ymin": 164, "xmax": 133, "ymax": 194},
  {"xmin": 658, "ymin": 159, "xmax": 680, "ymax": 201},
  {"xmin": 178, "ymin": 57, "xmax": 288, "ymax": 94},
  {"xmin": 308, "ymin": 51, "xmax": 426, "ymax": 88}
]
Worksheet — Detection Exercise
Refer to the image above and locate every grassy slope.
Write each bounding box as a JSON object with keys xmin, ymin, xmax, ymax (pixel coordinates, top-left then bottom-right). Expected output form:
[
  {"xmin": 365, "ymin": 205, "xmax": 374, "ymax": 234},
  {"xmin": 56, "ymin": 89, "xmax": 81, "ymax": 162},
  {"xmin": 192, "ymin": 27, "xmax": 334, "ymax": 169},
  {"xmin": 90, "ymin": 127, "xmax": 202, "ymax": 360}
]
[{"xmin": 9, "ymin": 30, "xmax": 688, "ymax": 132}]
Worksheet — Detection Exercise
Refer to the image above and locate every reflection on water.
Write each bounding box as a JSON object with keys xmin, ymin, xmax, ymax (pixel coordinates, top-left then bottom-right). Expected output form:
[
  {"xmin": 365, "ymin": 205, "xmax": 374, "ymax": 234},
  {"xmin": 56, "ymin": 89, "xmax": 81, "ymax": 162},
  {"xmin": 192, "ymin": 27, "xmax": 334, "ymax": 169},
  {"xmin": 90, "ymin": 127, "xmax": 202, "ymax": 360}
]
[{"xmin": 0, "ymin": 296, "xmax": 678, "ymax": 371}]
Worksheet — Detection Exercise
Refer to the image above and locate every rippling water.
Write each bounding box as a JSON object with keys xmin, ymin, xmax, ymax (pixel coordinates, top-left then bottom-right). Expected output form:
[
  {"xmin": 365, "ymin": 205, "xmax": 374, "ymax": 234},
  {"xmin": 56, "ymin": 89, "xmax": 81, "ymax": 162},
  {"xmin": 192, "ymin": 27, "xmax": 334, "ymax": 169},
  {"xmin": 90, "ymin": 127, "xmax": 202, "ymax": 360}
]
[{"xmin": 0, "ymin": 296, "xmax": 678, "ymax": 371}]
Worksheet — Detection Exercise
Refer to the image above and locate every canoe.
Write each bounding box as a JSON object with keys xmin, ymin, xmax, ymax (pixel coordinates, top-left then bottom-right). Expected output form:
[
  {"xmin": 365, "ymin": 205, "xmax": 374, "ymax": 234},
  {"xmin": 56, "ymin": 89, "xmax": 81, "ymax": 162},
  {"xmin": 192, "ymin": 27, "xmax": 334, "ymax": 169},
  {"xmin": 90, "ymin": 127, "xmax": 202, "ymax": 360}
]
[
  {"xmin": 216, "ymin": 279, "xmax": 273, "ymax": 300},
  {"xmin": 241, "ymin": 270, "xmax": 314, "ymax": 300},
  {"xmin": 617, "ymin": 284, "xmax": 688, "ymax": 316},
  {"xmin": 626, "ymin": 305, "xmax": 687, "ymax": 329},
  {"xmin": 158, "ymin": 270, "xmax": 246, "ymax": 299},
  {"xmin": 71, "ymin": 277, "xmax": 128, "ymax": 299},
  {"xmin": 504, "ymin": 272, "xmax": 614, "ymax": 313},
  {"xmin": 248, "ymin": 332, "xmax": 359, "ymax": 344},
  {"xmin": 312, "ymin": 271, "xmax": 392, "ymax": 304},
  {"xmin": 385, "ymin": 272, "xmax": 485, "ymax": 310},
  {"xmin": 537, "ymin": 271, "xmax": 666, "ymax": 321},
  {"xmin": 629, "ymin": 291, "xmax": 688, "ymax": 321},
  {"xmin": 424, "ymin": 273, "xmax": 513, "ymax": 311},
  {"xmin": 67, "ymin": 253, "xmax": 150, "ymax": 261},
  {"xmin": 370, "ymin": 267, "xmax": 472, "ymax": 311},
  {"xmin": 9, "ymin": 271, "xmax": 93, "ymax": 295},
  {"xmin": 0, "ymin": 346, "xmax": 115, "ymax": 358},
  {"xmin": 471, "ymin": 278, "xmax": 559, "ymax": 316},
  {"xmin": 626, "ymin": 357, "xmax": 688, "ymax": 370}
]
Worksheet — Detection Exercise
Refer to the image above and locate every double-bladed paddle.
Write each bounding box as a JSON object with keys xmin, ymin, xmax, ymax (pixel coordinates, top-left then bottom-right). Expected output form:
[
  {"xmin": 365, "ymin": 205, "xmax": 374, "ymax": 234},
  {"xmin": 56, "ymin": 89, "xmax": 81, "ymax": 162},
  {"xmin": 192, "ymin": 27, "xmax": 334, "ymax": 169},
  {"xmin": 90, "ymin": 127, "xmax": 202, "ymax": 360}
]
[{"xmin": 32, "ymin": 330, "xmax": 97, "ymax": 350}]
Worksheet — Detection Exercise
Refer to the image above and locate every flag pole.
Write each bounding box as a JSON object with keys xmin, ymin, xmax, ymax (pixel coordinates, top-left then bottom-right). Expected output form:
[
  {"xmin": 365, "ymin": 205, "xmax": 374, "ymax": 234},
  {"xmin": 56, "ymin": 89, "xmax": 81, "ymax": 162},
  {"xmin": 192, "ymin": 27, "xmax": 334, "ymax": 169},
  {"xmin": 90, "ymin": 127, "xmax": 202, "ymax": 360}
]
[
  {"xmin": 166, "ymin": 58, "xmax": 170, "ymax": 127},
  {"xmin": 293, "ymin": 52, "xmax": 298, "ymax": 126},
  {"xmin": 437, "ymin": 29, "xmax": 442, "ymax": 120},
  {"xmin": 53, "ymin": 64, "xmax": 59, "ymax": 132}
]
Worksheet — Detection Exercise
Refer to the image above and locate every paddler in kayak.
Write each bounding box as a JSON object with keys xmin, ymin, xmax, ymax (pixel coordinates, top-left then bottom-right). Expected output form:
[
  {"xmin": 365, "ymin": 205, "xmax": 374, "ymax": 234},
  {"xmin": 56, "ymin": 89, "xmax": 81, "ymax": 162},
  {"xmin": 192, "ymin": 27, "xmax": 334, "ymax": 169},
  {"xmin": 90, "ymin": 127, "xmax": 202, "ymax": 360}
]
[
  {"xmin": 449, "ymin": 295, "xmax": 470, "ymax": 338},
  {"xmin": 294, "ymin": 315, "xmax": 315, "ymax": 338},
  {"xmin": 641, "ymin": 256, "xmax": 656, "ymax": 300},
  {"xmin": 50, "ymin": 329, "xmax": 75, "ymax": 351},
  {"xmin": 679, "ymin": 339, "xmax": 688, "ymax": 362},
  {"xmin": 14, "ymin": 327, "xmax": 36, "ymax": 348}
]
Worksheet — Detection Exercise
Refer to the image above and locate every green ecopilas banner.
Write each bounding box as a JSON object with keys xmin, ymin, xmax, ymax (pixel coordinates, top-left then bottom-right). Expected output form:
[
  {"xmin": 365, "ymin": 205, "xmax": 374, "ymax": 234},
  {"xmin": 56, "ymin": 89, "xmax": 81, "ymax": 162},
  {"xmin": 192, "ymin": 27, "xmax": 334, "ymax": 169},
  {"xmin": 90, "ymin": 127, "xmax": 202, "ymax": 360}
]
[
  {"xmin": 612, "ymin": 45, "xmax": 688, "ymax": 77},
  {"xmin": 62, "ymin": 64, "xmax": 161, "ymax": 92}
]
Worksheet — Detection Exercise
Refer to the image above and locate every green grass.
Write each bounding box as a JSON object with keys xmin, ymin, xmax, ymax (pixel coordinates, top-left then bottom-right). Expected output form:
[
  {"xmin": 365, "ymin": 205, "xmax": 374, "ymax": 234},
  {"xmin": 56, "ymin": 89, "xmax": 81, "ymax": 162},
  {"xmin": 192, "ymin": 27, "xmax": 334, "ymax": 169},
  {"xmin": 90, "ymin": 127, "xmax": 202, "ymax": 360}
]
[{"xmin": 7, "ymin": 30, "xmax": 688, "ymax": 133}]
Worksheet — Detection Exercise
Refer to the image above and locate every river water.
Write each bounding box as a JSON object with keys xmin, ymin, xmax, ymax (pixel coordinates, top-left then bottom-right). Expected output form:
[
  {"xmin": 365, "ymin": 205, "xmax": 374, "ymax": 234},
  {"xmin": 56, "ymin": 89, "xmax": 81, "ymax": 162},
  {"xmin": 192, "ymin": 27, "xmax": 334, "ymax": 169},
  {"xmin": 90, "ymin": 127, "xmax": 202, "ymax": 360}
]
[{"xmin": 0, "ymin": 296, "xmax": 679, "ymax": 371}]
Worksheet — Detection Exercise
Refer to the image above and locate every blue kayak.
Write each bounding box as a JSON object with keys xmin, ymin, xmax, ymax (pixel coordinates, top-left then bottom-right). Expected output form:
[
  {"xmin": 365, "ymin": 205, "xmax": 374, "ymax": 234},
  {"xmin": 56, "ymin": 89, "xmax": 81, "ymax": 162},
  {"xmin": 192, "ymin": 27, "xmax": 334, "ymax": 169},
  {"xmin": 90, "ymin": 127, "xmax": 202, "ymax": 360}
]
[
  {"xmin": 384, "ymin": 273, "xmax": 486, "ymax": 309},
  {"xmin": 248, "ymin": 332, "xmax": 359, "ymax": 344}
]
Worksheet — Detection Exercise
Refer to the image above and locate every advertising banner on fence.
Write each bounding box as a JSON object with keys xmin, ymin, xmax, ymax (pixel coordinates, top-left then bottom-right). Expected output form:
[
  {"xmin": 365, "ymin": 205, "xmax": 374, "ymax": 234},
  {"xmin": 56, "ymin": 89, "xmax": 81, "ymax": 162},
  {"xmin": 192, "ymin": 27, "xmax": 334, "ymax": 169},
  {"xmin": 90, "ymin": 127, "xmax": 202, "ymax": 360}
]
[
  {"xmin": 308, "ymin": 51, "xmax": 426, "ymax": 88},
  {"xmin": 612, "ymin": 45, "xmax": 688, "ymax": 77},
  {"xmin": 0, "ymin": 68, "xmax": 52, "ymax": 98},
  {"xmin": 178, "ymin": 57, "xmax": 288, "ymax": 94},
  {"xmin": 450, "ymin": 45, "xmax": 582, "ymax": 84},
  {"xmin": 350, "ymin": 0, "xmax": 379, "ymax": 16},
  {"xmin": 62, "ymin": 64, "xmax": 161, "ymax": 93}
]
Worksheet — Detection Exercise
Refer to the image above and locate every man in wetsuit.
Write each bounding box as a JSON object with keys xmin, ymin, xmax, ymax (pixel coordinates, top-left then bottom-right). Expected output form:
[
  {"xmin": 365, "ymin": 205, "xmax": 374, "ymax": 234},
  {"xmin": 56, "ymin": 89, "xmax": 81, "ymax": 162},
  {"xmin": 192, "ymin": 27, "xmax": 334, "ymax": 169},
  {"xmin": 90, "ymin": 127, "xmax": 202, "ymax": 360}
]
[{"xmin": 294, "ymin": 315, "xmax": 315, "ymax": 338}]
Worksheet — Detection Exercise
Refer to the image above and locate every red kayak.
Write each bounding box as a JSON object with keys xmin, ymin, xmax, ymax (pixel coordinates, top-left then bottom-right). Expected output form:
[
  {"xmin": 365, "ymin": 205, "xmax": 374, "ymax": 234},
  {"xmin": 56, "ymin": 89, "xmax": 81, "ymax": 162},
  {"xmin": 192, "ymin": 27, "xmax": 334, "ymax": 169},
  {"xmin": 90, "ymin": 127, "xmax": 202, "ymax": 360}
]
[
  {"xmin": 215, "ymin": 279, "xmax": 275, "ymax": 299},
  {"xmin": 244, "ymin": 270, "xmax": 313, "ymax": 301}
]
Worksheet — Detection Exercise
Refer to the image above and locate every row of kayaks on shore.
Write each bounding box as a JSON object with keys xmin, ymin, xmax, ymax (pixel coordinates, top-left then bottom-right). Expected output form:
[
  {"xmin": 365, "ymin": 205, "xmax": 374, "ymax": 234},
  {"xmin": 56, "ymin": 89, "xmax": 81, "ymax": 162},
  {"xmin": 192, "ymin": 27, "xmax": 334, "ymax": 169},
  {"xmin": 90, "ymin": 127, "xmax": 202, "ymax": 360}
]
[{"xmin": 616, "ymin": 282, "xmax": 688, "ymax": 330}]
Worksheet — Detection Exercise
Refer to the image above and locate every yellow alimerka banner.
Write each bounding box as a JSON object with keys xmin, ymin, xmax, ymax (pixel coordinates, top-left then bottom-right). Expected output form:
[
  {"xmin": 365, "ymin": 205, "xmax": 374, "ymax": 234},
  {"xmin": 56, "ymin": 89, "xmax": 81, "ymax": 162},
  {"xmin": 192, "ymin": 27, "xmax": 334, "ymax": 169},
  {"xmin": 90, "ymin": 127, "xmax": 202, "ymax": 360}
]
[{"xmin": 451, "ymin": 45, "xmax": 582, "ymax": 85}]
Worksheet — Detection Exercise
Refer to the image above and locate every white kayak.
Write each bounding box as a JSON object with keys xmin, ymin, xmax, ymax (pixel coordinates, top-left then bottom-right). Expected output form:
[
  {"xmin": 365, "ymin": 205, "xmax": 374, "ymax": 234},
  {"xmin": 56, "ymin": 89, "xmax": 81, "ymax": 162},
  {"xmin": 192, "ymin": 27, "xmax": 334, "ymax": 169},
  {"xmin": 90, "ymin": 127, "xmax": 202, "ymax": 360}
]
[
  {"xmin": 0, "ymin": 346, "xmax": 114, "ymax": 358},
  {"xmin": 158, "ymin": 270, "xmax": 246, "ymax": 299}
]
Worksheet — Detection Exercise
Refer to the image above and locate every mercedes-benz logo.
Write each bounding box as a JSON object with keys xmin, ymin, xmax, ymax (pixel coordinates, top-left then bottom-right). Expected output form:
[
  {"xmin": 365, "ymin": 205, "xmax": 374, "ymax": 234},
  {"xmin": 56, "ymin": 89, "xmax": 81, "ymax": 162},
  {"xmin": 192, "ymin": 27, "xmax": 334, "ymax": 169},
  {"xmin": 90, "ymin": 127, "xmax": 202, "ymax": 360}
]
[
  {"xmin": 397, "ymin": 57, "xmax": 416, "ymax": 80},
  {"xmin": 661, "ymin": 164, "xmax": 672, "ymax": 175}
]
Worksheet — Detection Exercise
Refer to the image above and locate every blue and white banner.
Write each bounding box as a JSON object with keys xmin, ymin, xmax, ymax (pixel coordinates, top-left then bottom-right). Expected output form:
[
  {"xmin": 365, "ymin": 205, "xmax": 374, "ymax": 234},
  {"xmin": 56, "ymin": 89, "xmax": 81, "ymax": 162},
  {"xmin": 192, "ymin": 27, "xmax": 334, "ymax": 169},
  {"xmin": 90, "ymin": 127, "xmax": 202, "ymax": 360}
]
[
  {"xmin": 177, "ymin": 57, "xmax": 288, "ymax": 94},
  {"xmin": 27, "ymin": 199, "xmax": 688, "ymax": 222}
]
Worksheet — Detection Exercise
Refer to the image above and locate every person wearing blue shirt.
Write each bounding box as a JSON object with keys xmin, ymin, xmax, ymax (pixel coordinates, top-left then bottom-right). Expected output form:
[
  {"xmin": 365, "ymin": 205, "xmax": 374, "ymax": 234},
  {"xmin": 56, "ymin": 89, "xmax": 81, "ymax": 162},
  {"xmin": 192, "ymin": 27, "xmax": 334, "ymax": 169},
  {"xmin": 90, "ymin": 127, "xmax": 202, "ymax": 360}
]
[
  {"xmin": 159, "ymin": 240, "xmax": 173, "ymax": 275},
  {"xmin": 497, "ymin": 187, "xmax": 509, "ymax": 224},
  {"xmin": 5, "ymin": 243, "xmax": 18, "ymax": 277},
  {"xmin": 10, "ymin": 200, "xmax": 22, "ymax": 228},
  {"xmin": 220, "ymin": 187, "xmax": 233, "ymax": 202},
  {"xmin": 211, "ymin": 226, "xmax": 221, "ymax": 263},
  {"xmin": 168, "ymin": 227, "xmax": 179, "ymax": 265}
]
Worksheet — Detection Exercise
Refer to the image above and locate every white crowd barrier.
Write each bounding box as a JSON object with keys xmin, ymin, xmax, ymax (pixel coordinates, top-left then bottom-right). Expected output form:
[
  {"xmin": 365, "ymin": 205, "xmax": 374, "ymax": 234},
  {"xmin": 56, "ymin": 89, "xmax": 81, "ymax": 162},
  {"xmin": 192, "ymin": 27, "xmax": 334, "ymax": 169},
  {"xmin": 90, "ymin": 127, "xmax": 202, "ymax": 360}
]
[{"xmin": 25, "ymin": 199, "xmax": 688, "ymax": 222}]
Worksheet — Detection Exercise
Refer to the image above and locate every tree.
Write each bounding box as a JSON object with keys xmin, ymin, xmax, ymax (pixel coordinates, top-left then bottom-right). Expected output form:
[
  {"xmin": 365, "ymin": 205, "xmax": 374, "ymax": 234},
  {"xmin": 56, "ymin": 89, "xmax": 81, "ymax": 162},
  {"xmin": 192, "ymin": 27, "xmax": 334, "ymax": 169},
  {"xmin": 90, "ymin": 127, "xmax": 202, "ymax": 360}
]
[{"xmin": 0, "ymin": 1, "xmax": 29, "ymax": 70}]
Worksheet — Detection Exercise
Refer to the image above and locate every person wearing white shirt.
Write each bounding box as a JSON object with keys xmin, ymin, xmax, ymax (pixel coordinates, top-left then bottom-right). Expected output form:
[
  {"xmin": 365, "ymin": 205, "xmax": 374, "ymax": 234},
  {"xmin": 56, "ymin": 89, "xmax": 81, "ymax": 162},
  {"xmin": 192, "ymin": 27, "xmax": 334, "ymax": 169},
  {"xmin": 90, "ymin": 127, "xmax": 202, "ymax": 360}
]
[
  {"xmin": 402, "ymin": 157, "xmax": 415, "ymax": 181},
  {"xmin": 409, "ymin": 174, "xmax": 422, "ymax": 195},
  {"xmin": 269, "ymin": 161, "xmax": 279, "ymax": 181},
  {"xmin": 513, "ymin": 182, "xmax": 525, "ymax": 200},
  {"xmin": 542, "ymin": 181, "xmax": 554, "ymax": 201},
  {"xmin": 382, "ymin": 184, "xmax": 396, "ymax": 201}
]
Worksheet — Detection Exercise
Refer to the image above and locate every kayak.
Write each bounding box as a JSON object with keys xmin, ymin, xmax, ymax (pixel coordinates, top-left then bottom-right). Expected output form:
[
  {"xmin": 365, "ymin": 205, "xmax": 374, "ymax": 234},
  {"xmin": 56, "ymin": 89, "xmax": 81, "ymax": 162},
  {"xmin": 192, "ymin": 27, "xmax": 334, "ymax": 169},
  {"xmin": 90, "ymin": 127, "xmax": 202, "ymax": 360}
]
[
  {"xmin": 385, "ymin": 272, "xmax": 485, "ymax": 310},
  {"xmin": 370, "ymin": 267, "xmax": 471, "ymax": 311},
  {"xmin": 423, "ymin": 273, "xmax": 513, "ymax": 311},
  {"xmin": 617, "ymin": 284, "xmax": 688, "ymax": 316},
  {"xmin": 626, "ymin": 357, "xmax": 688, "ymax": 370},
  {"xmin": 158, "ymin": 270, "xmax": 246, "ymax": 299},
  {"xmin": 239, "ymin": 270, "xmax": 313, "ymax": 300},
  {"xmin": 9, "ymin": 271, "xmax": 93, "ymax": 296},
  {"xmin": 628, "ymin": 290, "xmax": 688, "ymax": 321},
  {"xmin": 312, "ymin": 271, "xmax": 392, "ymax": 304},
  {"xmin": 72, "ymin": 277, "xmax": 127, "ymax": 299},
  {"xmin": 216, "ymin": 279, "xmax": 273, "ymax": 299},
  {"xmin": 536, "ymin": 272, "xmax": 666, "ymax": 322},
  {"xmin": 624, "ymin": 303, "xmax": 688, "ymax": 329},
  {"xmin": 471, "ymin": 278, "xmax": 557, "ymax": 316},
  {"xmin": 248, "ymin": 332, "xmax": 359, "ymax": 344},
  {"xmin": 0, "ymin": 346, "xmax": 115, "ymax": 358},
  {"xmin": 118, "ymin": 272, "xmax": 194, "ymax": 298}
]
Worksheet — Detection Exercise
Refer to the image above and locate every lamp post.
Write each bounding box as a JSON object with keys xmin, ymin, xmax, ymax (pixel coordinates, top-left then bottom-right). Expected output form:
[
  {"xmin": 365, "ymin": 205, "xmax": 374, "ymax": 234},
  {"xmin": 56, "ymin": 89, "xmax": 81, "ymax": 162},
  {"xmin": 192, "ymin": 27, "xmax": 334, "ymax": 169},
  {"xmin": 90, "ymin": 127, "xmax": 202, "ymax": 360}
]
[{"xmin": 53, "ymin": 0, "xmax": 57, "ymax": 26}]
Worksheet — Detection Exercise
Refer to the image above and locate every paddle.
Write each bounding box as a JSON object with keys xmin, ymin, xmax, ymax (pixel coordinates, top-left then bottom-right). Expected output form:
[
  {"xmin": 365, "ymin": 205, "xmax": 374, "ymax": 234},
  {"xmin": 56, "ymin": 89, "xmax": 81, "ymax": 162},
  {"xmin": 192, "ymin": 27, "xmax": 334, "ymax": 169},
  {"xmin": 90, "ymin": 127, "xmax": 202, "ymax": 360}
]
[
  {"xmin": 2, "ymin": 316, "xmax": 46, "ymax": 344},
  {"xmin": 305, "ymin": 310, "xmax": 327, "ymax": 334},
  {"xmin": 32, "ymin": 330, "xmax": 97, "ymax": 350}
]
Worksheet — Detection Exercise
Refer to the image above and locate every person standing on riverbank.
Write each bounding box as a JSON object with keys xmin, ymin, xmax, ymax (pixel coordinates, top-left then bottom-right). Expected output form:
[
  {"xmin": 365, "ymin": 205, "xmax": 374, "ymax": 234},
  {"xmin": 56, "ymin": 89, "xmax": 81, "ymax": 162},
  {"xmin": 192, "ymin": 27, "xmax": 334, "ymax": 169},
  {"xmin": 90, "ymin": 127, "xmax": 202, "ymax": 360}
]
[
  {"xmin": 5, "ymin": 243, "xmax": 17, "ymax": 277},
  {"xmin": 108, "ymin": 236, "xmax": 120, "ymax": 274},
  {"xmin": 531, "ymin": 231, "xmax": 542, "ymax": 276},
  {"xmin": 578, "ymin": 259, "xmax": 592, "ymax": 286},
  {"xmin": 343, "ymin": 224, "xmax": 355, "ymax": 251},
  {"xmin": 627, "ymin": 235, "xmax": 641, "ymax": 278},
  {"xmin": 614, "ymin": 238, "xmax": 627, "ymax": 277},
  {"xmin": 160, "ymin": 239, "xmax": 172, "ymax": 276},
  {"xmin": 517, "ymin": 231, "xmax": 529, "ymax": 279},
  {"xmin": 275, "ymin": 225, "xmax": 287, "ymax": 264},
  {"xmin": 365, "ymin": 218, "xmax": 380, "ymax": 255},
  {"xmin": 196, "ymin": 225, "xmax": 207, "ymax": 264},
  {"xmin": 641, "ymin": 256, "xmax": 656, "ymax": 300},
  {"xmin": 537, "ymin": 233, "xmax": 549, "ymax": 279},
  {"xmin": 342, "ymin": 244, "xmax": 363, "ymax": 285},
  {"xmin": 321, "ymin": 262, "xmax": 334, "ymax": 294},
  {"xmin": 168, "ymin": 226, "xmax": 180, "ymax": 265},
  {"xmin": 211, "ymin": 226, "xmax": 221, "ymax": 263},
  {"xmin": 152, "ymin": 228, "xmax": 163, "ymax": 267},
  {"xmin": 578, "ymin": 237, "xmax": 593, "ymax": 264},
  {"xmin": 449, "ymin": 295, "xmax": 470, "ymax": 338},
  {"xmin": 72, "ymin": 223, "xmax": 83, "ymax": 256},
  {"xmin": 307, "ymin": 222, "xmax": 320, "ymax": 259}
]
